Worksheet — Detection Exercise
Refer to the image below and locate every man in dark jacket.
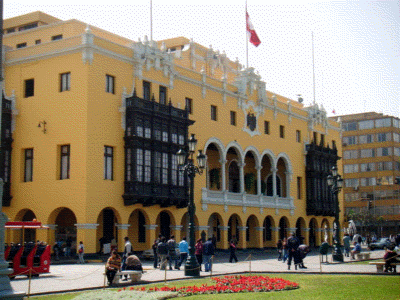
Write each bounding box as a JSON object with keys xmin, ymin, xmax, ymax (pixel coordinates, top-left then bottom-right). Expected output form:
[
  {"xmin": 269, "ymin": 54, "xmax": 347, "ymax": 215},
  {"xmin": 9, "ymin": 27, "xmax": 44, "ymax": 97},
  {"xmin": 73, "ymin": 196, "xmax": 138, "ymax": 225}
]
[
  {"xmin": 157, "ymin": 237, "xmax": 168, "ymax": 270},
  {"xmin": 203, "ymin": 238, "xmax": 215, "ymax": 272},
  {"xmin": 167, "ymin": 235, "xmax": 178, "ymax": 270},
  {"xmin": 287, "ymin": 232, "xmax": 300, "ymax": 270}
]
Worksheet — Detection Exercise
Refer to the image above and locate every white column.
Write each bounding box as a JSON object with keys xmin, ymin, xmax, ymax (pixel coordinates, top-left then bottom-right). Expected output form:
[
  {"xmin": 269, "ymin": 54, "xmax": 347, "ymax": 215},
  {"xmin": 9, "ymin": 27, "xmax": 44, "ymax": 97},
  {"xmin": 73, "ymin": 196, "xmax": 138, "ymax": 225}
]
[
  {"xmin": 285, "ymin": 171, "xmax": 292, "ymax": 198},
  {"xmin": 271, "ymin": 167, "xmax": 278, "ymax": 197},
  {"xmin": 256, "ymin": 165, "xmax": 262, "ymax": 195},
  {"xmin": 115, "ymin": 224, "xmax": 130, "ymax": 230},
  {"xmin": 220, "ymin": 158, "xmax": 227, "ymax": 191},
  {"xmin": 239, "ymin": 162, "xmax": 245, "ymax": 193},
  {"xmin": 144, "ymin": 224, "xmax": 158, "ymax": 231}
]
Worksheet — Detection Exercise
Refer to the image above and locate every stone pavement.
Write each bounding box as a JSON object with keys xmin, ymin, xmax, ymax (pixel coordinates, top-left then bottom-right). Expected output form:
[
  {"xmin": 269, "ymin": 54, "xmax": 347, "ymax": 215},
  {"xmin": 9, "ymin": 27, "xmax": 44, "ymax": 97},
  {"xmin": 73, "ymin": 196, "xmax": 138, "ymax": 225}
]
[{"xmin": 9, "ymin": 248, "xmax": 388, "ymax": 296}]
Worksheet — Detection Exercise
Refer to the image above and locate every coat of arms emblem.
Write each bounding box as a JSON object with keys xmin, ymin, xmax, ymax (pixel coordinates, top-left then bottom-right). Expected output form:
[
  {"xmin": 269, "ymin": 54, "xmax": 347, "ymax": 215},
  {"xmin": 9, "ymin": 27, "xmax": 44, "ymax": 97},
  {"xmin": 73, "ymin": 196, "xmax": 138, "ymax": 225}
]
[{"xmin": 247, "ymin": 113, "xmax": 257, "ymax": 131}]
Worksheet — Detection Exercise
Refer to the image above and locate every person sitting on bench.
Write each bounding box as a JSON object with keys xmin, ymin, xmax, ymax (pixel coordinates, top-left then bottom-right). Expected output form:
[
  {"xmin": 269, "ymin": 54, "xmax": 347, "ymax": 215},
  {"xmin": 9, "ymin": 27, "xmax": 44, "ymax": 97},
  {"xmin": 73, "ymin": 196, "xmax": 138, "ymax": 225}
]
[
  {"xmin": 383, "ymin": 246, "xmax": 398, "ymax": 273},
  {"xmin": 105, "ymin": 250, "xmax": 121, "ymax": 286},
  {"xmin": 121, "ymin": 254, "xmax": 143, "ymax": 281},
  {"xmin": 125, "ymin": 254, "xmax": 143, "ymax": 272},
  {"xmin": 351, "ymin": 241, "xmax": 361, "ymax": 259}
]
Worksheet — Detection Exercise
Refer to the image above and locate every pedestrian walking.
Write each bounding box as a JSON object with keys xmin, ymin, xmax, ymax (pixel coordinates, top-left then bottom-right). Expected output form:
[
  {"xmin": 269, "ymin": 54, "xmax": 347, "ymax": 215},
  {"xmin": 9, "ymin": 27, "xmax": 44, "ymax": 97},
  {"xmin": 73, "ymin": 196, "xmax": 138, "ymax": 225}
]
[
  {"xmin": 167, "ymin": 235, "xmax": 178, "ymax": 270},
  {"xmin": 229, "ymin": 239, "xmax": 238, "ymax": 263},
  {"xmin": 157, "ymin": 237, "xmax": 168, "ymax": 270},
  {"xmin": 195, "ymin": 238, "xmax": 203, "ymax": 271},
  {"xmin": 121, "ymin": 237, "xmax": 133, "ymax": 280},
  {"xmin": 178, "ymin": 237, "xmax": 188, "ymax": 270},
  {"xmin": 211, "ymin": 235, "xmax": 217, "ymax": 249},
  {"xmin": 282, "ymin": 237, "xmax": 288, "ymax": 262},
  {"xmin": 77, "ymin": 241, "xmax": 85, "ymax": 264},
  {"xmin": 343, "ymin": 233, "xmax": 351, "ymax": 258},
  {"xmin": 277, "ymin": 239, "xmax": 283, "ymax": 261},
  {"xmin": 152, "ymin": 235, "xmax": 161, "ymax": 268},
  {"xmin": 287, "ymin": 233, "xmax": 300, "ymax": 270},
  {"xmin": 203, "ymin": 237, "xmax": 215, "ymax": 272},
  {"xmin": 65, "ymin": 237, "xmax": 72, "ymax": 257},
  {"xmin": 58, "ymin": 239, "xmax": 65, "ymax": 257},
  {"xmin": 53, "ymin": 242, "xmax": 60, "ymax": 261}
]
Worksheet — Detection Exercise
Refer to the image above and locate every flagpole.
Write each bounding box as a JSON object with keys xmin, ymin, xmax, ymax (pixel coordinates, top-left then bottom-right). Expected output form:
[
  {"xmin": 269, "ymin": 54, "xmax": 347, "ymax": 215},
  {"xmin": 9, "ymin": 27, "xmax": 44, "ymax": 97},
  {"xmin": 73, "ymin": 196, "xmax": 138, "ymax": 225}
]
[
  {"xmin": 246, "ymin": 0, "xmax": 248, "ymax": 68},
  {"xmin": 312, "ymin": 31, "xmax": 315, "ymax": 105},
  {"xmin": 150, "ymin": 0, "xmax": 153, "ymax": 41}
]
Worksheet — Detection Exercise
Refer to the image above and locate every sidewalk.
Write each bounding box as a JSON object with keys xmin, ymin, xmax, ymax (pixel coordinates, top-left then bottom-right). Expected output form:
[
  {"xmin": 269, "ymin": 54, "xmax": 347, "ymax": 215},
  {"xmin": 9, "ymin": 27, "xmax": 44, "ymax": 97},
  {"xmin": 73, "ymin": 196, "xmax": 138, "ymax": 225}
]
[{"xmin": 10, "ymin": 248, "xmax": 387, "ymax": 296}]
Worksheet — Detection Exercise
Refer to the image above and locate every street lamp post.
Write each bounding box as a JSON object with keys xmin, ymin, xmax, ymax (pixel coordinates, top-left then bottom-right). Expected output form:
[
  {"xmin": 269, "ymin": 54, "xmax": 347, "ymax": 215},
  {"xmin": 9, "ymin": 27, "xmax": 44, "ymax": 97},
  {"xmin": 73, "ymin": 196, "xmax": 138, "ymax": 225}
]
[
  {"xmin": 327, "ymin": 166, "xmax": 344, "ymax": 262},
  {"xmin": 176, "ymin": 134, "xmax": 206, "ymax": 277}
]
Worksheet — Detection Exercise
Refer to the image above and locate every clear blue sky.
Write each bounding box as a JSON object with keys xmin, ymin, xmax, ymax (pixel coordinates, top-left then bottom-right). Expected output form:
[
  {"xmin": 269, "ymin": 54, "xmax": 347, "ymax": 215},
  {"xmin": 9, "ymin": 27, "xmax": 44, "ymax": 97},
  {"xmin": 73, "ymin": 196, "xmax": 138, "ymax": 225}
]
[{"xmin": 5, "ymin": 0, "xmax": 400, "ymax": 117}]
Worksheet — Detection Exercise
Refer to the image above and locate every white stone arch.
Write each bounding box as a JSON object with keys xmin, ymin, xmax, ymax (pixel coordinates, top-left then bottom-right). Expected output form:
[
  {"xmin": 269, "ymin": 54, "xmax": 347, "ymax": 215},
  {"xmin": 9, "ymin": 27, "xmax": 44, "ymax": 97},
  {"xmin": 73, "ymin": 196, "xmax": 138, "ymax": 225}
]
[
  {"xmin": 260, "ymin": 149, "xmax": 276, "ymax": 165},
  {"xmin": 259, "ymin": 149, "xmax": 276, "ymax": 195},
  {"xmin": 227, "ymin": 158, "xmax": 240, "ymax": 169},
  {"xmin": 275, "ymin": 152, "xmax": 293, "ymax": 174},
  {"xmin": 203, "ymin": 137, "xmax": 225, "ymax": 157},
  {"xmin": 244, "ymin": 146, "xmax": 261, "ymax": 194},
  {"xmin": 225, "ymin": 142, "xmax": 245, "ymax": 193},
  {"xmin": 224, "ymin": 141, "xmax": 245, "ymax": 164},
  {"xmin": 227, "ymin": 159, "xmax": 241, "ymax": 193},
  {"xmin": 275, "ymin": 152, "xmax": 292, "ymax": 199},
  {"xmin": 244, "ymin": 146, "xmax": 261, "ymax": 168},
  {"xmin": 204, "ymin": 137, "xmax": 226, "ymax": 190}
]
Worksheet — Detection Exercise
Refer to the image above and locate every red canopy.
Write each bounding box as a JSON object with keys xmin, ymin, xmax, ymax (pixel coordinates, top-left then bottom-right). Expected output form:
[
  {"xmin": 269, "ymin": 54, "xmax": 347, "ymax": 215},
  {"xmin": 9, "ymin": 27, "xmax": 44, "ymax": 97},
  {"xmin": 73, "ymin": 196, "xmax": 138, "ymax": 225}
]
[{"xmin": 5, "ymin": 221, "xmax": 49, "ymax": 229}]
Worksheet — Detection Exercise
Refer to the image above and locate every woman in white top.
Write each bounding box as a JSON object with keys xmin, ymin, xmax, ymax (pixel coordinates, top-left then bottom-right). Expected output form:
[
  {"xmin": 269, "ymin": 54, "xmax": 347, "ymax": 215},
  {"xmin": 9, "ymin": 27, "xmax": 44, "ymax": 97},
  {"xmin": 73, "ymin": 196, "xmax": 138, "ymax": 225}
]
[{"xmin": 78, "ymin": 241, "xmax": 85, "ymax": 264}]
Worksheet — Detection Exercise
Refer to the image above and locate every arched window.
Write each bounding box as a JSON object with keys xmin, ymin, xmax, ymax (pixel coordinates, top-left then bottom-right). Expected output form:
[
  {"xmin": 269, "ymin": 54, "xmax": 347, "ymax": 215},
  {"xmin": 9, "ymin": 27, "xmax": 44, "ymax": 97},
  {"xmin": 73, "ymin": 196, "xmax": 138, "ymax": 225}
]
[
  {"xmin": 263, "ymin": 217, "xmax": 272, "ymax": 241},
  {"xmin": 246, "ymin": 219, "xmax": 250, "ymax": 242},
  {"xmin": 265, "ymin": 175, "xmax": 281, "ymax": 197},
  {"xmin": 228, "ymin": 161, "xmax": 240, "ymax": 193},
  {"xmin": 279, "ymin": 218, "xmax": 287, "ymax": 240},
  {"xmin": 266, "ymin": 175, "xmax": 273, "ymax": 196},
  {"xmin": 138, "ymin": 211, "xmax": 146, "ymax": 243}
]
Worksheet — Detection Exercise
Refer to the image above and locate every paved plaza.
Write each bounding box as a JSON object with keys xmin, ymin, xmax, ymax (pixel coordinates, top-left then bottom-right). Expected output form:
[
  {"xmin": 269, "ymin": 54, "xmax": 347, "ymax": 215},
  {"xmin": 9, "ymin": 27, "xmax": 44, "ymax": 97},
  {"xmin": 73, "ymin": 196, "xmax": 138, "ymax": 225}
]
[{"xmin": 9, "ymin": 248, "xmax": 389, "ymax": 296}]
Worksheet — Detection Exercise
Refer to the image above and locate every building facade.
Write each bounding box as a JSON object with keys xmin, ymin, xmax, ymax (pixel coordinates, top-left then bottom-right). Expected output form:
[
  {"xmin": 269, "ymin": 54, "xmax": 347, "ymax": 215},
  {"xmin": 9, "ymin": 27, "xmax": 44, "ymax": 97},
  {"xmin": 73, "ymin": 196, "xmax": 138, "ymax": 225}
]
[
  {"xmin": 1, "ymin": 11, "xmax": 342, "ymax": 254},
  {"xmin": 332, "ymin": 112, "xmax": 400, "ymax": 236}
]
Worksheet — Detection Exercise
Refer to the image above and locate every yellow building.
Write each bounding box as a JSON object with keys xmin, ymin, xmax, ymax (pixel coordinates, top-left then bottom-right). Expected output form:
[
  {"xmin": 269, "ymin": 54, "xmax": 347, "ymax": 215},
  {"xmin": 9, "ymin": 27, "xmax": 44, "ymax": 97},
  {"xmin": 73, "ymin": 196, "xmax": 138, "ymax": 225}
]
[
  {"xmin": 332, "ymin": 112, "xmax": 400, "ymax": 236},
  {"xmin": 1, "ymin": 11, "xmax": 342, "ymax": 254}
]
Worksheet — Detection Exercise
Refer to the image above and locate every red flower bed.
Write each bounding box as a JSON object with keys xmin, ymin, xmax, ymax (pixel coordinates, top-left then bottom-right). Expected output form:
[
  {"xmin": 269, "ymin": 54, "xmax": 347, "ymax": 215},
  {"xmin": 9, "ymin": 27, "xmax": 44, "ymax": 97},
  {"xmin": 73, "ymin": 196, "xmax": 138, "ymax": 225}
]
[{"xmin": 123, "ymin": 275, "xmax": 299, "ymax": 296}]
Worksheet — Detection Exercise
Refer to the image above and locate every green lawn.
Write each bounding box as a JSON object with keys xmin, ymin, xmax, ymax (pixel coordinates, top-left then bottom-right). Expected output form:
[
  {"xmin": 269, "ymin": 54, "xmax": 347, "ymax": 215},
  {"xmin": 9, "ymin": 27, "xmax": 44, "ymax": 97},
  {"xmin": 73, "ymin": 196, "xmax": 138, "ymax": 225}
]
[{"xmin": 31, "ymin": 273, "xmax": 399, "ymax": 300}]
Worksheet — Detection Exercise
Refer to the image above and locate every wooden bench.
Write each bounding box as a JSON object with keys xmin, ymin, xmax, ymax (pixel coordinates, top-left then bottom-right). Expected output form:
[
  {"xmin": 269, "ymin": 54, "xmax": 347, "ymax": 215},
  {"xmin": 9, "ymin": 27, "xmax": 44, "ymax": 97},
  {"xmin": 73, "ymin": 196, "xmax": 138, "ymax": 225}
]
[
  {"xmin": 369, "ymin": 261, "xmax": 400, "ymax": 273},
  {"xmin": 355, "ymin": 252, "xmax": 370, "ymax": 260},
  {"xmin": 112, "ymin": 270, "xmax": 143, "ymax": 284}
]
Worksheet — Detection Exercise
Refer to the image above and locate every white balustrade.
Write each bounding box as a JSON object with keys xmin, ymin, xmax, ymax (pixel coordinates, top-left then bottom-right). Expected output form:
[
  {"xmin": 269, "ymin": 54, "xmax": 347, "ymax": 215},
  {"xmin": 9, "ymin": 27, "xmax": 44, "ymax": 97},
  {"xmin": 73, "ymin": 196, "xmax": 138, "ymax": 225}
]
[{"xmin": 202, "ymin": 188, "xmax": 295, "ymax": 210}]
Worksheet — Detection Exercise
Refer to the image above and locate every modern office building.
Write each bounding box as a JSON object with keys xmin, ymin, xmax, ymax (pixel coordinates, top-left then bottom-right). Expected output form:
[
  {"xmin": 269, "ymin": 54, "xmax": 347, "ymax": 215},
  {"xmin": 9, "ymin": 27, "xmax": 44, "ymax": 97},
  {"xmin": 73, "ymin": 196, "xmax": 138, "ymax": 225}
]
[
  {"xmin": 1, "ymin": 11, "xmax": 342, "ymax": 254},
  {"xmin": 332, "ymin": 112, "xmax": 400, "ymax": 236}
]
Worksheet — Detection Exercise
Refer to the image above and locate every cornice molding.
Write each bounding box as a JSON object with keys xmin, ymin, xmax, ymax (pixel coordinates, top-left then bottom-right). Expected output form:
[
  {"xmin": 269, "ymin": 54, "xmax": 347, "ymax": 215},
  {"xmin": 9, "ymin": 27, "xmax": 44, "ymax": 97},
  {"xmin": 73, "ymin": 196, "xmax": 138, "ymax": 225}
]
[{"xmin": 4, "ymin": 33, "xmax": 340, "ymax": 132}]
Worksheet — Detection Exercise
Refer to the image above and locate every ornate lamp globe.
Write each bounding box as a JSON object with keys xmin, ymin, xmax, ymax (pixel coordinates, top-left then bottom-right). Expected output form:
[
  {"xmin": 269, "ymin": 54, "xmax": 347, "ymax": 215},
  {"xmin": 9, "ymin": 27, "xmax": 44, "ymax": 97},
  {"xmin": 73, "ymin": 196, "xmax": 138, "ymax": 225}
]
[
  {"xmin": 197, "ymin": 150, "xmax": 206, "ymax": 169},
  {"xmin": 176, "ymin": 149, "xmax": 187, "ymax": 166}
]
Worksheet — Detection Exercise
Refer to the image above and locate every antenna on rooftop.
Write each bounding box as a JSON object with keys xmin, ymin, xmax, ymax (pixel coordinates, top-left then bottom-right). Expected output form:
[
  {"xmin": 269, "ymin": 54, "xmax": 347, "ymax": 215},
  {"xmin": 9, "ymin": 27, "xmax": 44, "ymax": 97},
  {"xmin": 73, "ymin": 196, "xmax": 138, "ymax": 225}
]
[{"xmin": 150, "ymin": 0, "xmax": 153, "ymax": 41}]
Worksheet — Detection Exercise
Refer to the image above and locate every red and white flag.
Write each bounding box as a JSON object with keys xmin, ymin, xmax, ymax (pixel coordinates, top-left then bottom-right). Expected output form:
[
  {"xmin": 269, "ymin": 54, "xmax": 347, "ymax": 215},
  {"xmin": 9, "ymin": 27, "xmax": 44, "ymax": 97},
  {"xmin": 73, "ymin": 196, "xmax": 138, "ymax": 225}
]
[{"xmin": 246, "ymin": 12, "xmax": 261, "ymax": 47}]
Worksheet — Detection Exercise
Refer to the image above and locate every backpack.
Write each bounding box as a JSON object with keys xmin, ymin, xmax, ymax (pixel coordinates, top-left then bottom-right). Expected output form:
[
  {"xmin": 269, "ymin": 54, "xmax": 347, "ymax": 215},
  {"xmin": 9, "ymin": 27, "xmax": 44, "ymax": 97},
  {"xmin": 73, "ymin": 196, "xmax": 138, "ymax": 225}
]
[
  {"xmin": 287, "ymin": 237, "xmax": 298, "ymax": 249},
  {"xmin": 157, "ymin": 242, "xmax": 168, "ymax": 255}
]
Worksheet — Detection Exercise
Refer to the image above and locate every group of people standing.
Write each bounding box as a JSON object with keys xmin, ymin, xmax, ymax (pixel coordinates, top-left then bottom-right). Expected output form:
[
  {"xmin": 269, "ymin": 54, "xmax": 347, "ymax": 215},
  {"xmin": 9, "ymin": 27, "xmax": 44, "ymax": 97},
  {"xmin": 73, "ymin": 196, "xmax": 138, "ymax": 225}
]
[
  {"xmin": 277, "ymin": 233, "xmax": 310, "ymax": 270},
  {"xmin": 152, "ymin": 235, "xmax": 216, "ymax": 272},
  {"xmin": 52, "ymin": 239, "xmax": 84, "ymax": 264}
]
